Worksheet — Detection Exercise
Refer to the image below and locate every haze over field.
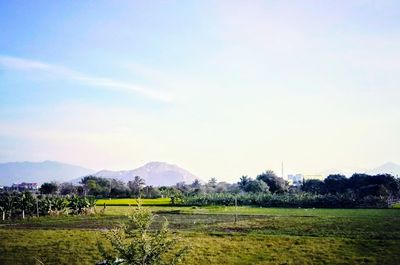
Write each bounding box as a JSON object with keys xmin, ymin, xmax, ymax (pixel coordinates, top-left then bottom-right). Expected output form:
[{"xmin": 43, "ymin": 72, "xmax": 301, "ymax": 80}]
[{"xmin": 1, "ymin": 1, "xmax": 400, "ymax": 181}]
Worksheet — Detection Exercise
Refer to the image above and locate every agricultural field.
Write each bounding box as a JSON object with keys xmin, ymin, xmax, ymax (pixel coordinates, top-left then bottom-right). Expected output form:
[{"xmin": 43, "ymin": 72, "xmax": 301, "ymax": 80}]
[
  {"xmin": 96, "ymin": 197, "xmax": 171, "ymax": 206},
  {"xmin": 0, "ymin": 205, "xmax": 400, "ymax": 264}
]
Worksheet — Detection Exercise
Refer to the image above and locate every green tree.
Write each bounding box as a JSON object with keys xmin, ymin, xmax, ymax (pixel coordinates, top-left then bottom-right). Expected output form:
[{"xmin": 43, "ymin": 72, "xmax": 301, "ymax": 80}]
[
  {"xmin": 257, "ymin": 170, "xmax": 288, "ymax": 193},
  {"xmin": 208, "ymin": 178, "xmax": 217, "ymax": 188},
  {"xmin": 97, "ymin": 204, "xmax": 189, "ymax": 265},
  {"xmin": 302, "ymin": 179, "xmax": 325, "ymax": 194},
  {"xmin": 142, "ymin": 186, "xmax": 162, "ymax": 199},
  {"xmin": 128, "ymin": 176, "xmax": 146, "ymax": 197},
  {"xmin": 189, "ymin": 179, "xmax": 203, "ymax": 194},
  {"xmin": 348, "ymin": 173, "xmax": 399, "ymax": 197},
  {"xmin": 39, "ymin": 182, "xmax": 58, "ymax": 195},
  {"xmin": 158, "ymin": 187, "xmax": 182, "ymax": 205},
  {"xmin": 324, "ymin": 174, "xmax": 348, "ymax": 194},
  {"xmin": 81, "ymin": 176, "xmax": 110, "ymax": 197},
  {"xmin": 110, "ymin": 179, "xmax": 130, "ymax": 198},
  {"xmin": 238, "ymin": 176, "xmax": 251, "ymax": 191},
  {"xmin": 244, "ymin": 180, "xmax": 269, "ymax": 193},
  {"xmin": 59, "ymin": 182, "xmax": 77, "ymax": 195}
]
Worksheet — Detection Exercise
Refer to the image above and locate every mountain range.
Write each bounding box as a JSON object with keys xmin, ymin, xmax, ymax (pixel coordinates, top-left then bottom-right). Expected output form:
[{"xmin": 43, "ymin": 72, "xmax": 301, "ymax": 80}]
[
  {"xmin": 0, "ymin": 161, "xmax": 95, "ymax": 186},
  {"xmin": 0, "ymin": 161, "xmax": 199, "ymax": 186},
  {"xmin": 1, "ymin": 160, "xmax": 399, "ymax": 187},
  {"xmin": 366, "ymin": 162, "xmax": 400, "ymax": 177},
  {"xmin": 320, "ymin": 162, "xmax": 400, "ymax": 177}
]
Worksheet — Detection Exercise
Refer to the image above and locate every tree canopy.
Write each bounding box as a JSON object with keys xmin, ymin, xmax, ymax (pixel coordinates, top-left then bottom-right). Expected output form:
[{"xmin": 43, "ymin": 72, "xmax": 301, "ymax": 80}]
[{"xmin": 256, "ymin": 170, "xmax": 288, "ymax": 193}]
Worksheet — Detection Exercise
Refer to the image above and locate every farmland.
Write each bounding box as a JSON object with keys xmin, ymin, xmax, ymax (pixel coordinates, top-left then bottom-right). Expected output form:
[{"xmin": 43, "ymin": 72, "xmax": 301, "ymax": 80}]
[
  {"xmin": 96, "ymin": 197, "xmax": 171, "ymax": 206},
  {"xmin": 0, "ymin": 204, "xmax": 400, "ymax": 264}
]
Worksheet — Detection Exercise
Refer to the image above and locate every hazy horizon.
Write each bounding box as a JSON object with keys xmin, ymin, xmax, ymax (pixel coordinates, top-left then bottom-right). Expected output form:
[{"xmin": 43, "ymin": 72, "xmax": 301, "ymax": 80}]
[{"xmin": 1, "ymin": 1, "xmax": 400, "ymax": 182}]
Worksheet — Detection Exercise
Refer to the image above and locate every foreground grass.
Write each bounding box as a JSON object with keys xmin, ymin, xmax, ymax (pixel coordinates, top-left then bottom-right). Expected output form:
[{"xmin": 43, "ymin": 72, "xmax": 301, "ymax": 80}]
[
  {"xmin": 0, "ymin": 229, "xmax": 398, "ymax": 265},
  {"xmin": 0, "ymin": 206, "xmax": 399, "ymax": 264}
]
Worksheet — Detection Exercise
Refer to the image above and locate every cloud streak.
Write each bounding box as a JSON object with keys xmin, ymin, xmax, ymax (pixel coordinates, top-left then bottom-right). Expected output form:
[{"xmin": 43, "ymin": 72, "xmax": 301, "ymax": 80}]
[{"xmin": 0, "ymin": 55, "xmax": 173, "ymax": 102}]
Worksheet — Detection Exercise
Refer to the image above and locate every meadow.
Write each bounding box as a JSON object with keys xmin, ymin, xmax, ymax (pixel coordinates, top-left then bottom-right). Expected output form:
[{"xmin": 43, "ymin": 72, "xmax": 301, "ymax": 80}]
[{"xmin": 0, "ymin": 204, "xmax": 399, "ymax": 264}]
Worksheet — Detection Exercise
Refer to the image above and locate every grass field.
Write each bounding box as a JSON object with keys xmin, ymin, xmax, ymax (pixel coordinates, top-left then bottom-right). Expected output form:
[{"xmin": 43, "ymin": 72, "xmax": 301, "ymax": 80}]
[
  {"xmin": 96, "ymin": 197, "xmax": 171, "ymax": 206},
  {"xmin": 1, "ymin": 205, "xmax": 400, "ymax": 264}
]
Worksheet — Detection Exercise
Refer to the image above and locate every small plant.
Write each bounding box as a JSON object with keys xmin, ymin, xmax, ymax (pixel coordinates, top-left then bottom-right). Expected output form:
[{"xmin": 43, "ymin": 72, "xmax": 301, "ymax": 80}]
[{"xmin": 97, "ymin": 203, "xmax": 189, "ymax": 265}]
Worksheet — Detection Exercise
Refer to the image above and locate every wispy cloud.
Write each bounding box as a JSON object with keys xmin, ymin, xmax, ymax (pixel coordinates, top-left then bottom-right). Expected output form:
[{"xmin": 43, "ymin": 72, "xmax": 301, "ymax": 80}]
[{"xmin": 0, "ymin": 55, "xmax": 173, "ymax": 102}]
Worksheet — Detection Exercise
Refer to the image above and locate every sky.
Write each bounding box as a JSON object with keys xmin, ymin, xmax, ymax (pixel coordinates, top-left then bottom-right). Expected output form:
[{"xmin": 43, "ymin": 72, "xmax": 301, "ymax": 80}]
[{"xmin": 1, "ymin": 0, "xmax": 400, "ymax": 181}]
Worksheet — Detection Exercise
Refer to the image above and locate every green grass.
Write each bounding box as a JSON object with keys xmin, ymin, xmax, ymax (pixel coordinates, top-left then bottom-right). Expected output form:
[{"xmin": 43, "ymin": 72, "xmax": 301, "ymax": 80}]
[
  {"xmin": 96, "ymin": 197, "xmax": 171, "ymax": 206},
  {"xmin": 0, "ymin": 229, "xmax": 399, "ymax": 265},
  {"xmin": 99, "ymin": 204, "xmax": 400, "ymax": 217},
  {"xmin": 1, "ymin": 206, "xmax": 400, "ymax": 264}
]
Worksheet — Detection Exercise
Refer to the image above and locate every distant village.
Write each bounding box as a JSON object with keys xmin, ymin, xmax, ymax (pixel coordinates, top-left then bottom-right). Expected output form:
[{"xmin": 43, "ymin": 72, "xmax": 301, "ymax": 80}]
[{"xmin": 0, "ymin": 182, "xmax": 38, "ymax": 192}]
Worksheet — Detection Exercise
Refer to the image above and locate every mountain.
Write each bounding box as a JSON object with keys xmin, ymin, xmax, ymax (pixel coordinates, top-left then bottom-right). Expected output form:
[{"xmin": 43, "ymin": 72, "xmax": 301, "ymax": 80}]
[
  {"xmin": 367, "ymin": 162, "xmax": 400, "ymax": 177},
  {"xmin": 94, "ymin": 161, "xmax": 199, "ymax": 186},
  {"xmin": 320, "ymin": 162, "xmax": 400, "ymax": 178},
  {"xmin": 0, "ymin": 161, "xmax": 95, "ymax": 185}
]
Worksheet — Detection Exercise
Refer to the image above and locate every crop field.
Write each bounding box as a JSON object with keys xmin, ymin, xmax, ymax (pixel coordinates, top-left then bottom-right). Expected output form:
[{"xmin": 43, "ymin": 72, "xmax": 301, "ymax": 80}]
[
  {"xmin": 0, "ymin": 206, "xmax": 400, "ymax": 264},
  {"xmin": 96, "ymin": 197, "xmax": 171, "ymax": 206}
]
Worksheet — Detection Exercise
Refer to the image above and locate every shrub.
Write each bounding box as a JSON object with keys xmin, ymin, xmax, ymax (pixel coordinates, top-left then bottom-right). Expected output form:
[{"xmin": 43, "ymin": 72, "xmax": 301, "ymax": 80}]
[{"xmin": 97, "ymin": 204, "xmax": 189, "ymax": 265}]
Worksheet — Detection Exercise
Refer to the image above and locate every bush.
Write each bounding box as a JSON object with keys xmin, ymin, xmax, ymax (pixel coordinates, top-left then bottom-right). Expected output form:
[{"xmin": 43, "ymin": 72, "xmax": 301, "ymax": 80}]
[{"xmin": 97, "ymin": 204, "xmax": 189, "ymax": 265}]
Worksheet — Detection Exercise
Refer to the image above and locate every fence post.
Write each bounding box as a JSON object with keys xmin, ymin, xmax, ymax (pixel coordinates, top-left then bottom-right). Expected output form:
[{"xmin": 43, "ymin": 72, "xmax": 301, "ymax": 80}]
[{"xmin": 234, "ymin": 197, "xmax": 238, "ymax": 224}]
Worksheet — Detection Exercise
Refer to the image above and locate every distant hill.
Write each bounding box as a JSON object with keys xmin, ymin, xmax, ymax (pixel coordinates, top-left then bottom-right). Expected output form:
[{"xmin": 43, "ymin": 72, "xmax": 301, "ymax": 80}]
[
  {"xmin": 320, "ymin": 162, "xmax": 400, "ymax": 178},
  {"xmin": 0, "ymin": 161, "xmax": 95, "ymax": 185},
  {"xmin": 94, "ymin": 161, "xmax": 199, "ymax": 186},
  {"xmin": 367, "ymin": 162, "xmax": 400, "ymax": 177}
]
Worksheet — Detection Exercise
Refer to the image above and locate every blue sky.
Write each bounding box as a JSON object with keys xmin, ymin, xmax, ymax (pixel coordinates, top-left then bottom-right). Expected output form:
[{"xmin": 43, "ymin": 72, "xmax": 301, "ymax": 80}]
[{"xmin": 1, "ymin": 1, "xmax": 400, "ymax": 181}]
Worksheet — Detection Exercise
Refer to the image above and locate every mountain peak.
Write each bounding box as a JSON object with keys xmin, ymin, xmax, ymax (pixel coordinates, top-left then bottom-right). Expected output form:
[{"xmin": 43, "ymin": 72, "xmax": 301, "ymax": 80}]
[
  {"xmin": 367, "ymin": 162, "xmax": 400, "ymax": 176},
  {"xmin": 94, "ymin": 161, "xmax": 199, "ymax": 186},
  {"xmin": 380, "ymin": 161, "xmax": 399, "ymax": 167}
]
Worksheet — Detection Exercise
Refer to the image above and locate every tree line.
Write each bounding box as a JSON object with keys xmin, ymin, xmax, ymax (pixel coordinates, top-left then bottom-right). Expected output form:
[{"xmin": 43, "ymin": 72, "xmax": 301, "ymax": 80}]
[
  {"xmin": 35, "ymin": 175, "xmax": 168, "ymax": 199},
  {"xmin": 6, "ymin": 170, "xmax": 400, "ymax": 208},
  {"xmin": 302, "ymin": 173, "xmax": 399, "ymax": 198},
  {"xmin": 180, "ymin": 171, "xmax": 400, "ymax": 208}
]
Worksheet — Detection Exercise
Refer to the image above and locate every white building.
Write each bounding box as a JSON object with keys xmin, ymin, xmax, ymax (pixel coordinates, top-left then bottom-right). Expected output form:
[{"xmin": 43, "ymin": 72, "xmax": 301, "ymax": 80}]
[{"xmin": 287, "ymin": 174, "xmax": 304, "ymax": 187}]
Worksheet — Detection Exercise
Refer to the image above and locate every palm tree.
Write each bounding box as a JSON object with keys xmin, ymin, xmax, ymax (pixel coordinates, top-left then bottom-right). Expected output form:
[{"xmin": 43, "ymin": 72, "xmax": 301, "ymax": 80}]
[
  {"xmin": 238, "ymin": 175, "xmax": 250, "ymax": 191},
  {"xmin": 208, "ymin": 178, "xmax": 217, "ymax": 188},
  {"xmin": 128, "ymin": 176, "xmax": 145, "ymax": 197}
]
